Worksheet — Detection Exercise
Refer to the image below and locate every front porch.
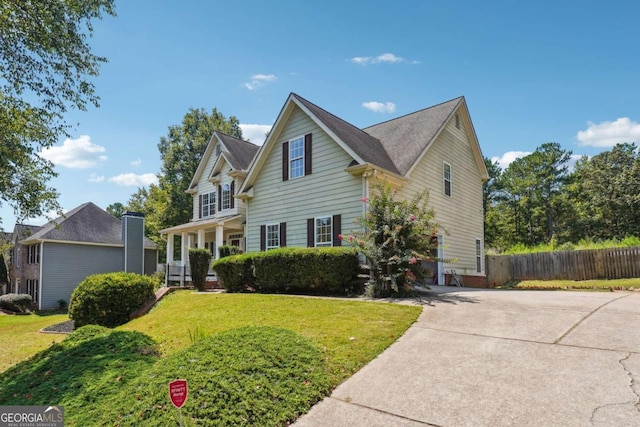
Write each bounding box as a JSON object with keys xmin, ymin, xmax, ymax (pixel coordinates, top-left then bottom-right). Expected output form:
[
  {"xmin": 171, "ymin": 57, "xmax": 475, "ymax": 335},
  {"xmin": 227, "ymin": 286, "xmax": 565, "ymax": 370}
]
[{"xmin": 161, "ymin": 215, "xmax": 244, "ymax": 286}]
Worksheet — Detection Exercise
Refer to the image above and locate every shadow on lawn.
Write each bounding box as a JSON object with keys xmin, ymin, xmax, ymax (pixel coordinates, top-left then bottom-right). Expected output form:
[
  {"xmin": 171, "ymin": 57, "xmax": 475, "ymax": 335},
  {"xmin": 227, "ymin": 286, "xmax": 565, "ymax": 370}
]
[{"xmin": 0, "ymin": 326, "xmax": 159, "ymax": 408}]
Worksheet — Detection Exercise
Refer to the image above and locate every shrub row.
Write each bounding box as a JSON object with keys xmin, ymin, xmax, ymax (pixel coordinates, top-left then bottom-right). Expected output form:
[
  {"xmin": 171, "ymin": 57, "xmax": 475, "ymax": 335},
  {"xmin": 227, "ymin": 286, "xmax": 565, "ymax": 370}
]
[
  {"xmin": 212, "ymin": 247, "xmax": 361, "ymax": 295},
  {"xmin": 69, "ymin": 272, "xmax": 156, "ymax": 327},
  {"xmin": 0, "ymin": 293, "xmax": 33, "ymax": 313}
]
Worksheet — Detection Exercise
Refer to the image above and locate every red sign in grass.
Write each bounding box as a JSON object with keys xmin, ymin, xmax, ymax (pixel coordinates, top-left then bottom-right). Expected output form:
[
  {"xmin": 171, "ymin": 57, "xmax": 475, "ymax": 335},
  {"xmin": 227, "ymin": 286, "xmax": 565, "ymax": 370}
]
[{"xmin": 169, "ymin": 379, "xmax": 188, "ymax": 409}]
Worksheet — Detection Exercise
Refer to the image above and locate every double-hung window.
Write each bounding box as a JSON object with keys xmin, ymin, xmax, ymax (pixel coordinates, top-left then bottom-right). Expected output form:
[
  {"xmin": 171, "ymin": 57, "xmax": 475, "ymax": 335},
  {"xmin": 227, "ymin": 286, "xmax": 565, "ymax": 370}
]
[
  {"xmin": 315, "ymin": 216, "xmax": 332, "ymax": 247},
  {"xmin": 475, "ymin": 239, "xmax": 482, "ymax": 273},
  {"xmin": 28, "ymin": 244, "xmax": 40, "ymax": 264},
  {"xmin": 222, "ymin": 184, "xmax": 231, "ymax": 210},
  {"xmin": 289, "ymin": 136, "xmax": 304, "ymax": 179},
  {"xmin": 202, "ymin": 191, "xmax": 216, "ymax": 217},
  {"xmin": 443, "ymin": 162, "xmax": 452, "ymax": 197},
  {"xmin": 266, "ymin": 224, "xmax": 280, "ymax": 249}
]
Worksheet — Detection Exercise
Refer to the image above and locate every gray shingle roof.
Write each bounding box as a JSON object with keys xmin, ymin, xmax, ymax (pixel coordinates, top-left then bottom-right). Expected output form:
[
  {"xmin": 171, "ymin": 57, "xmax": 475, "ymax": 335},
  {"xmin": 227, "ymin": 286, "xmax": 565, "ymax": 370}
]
[
  {"xmin": 13, "ymin": 224, "xmax": 42, "ymax": 242},
  {"xmin": 22, "ymin": 202, "xmax": 156, "ymax": 248},
  {"xmin": 292, "ymin": 94, "xmax": 400, "ymax": 174},
  {"xmin": 364, "ymin": 97, "xmax": 463, "ymax": 175},
  {"xmin": 216, "ymin": 131, "xmax": 260, "ymax": 170}
]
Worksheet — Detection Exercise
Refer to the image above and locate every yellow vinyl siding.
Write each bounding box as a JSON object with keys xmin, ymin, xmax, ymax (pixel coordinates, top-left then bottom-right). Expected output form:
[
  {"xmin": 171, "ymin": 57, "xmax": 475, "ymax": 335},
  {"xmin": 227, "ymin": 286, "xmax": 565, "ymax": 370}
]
[
  {"xmin": 247, "ymin": 106, "xmax": 362, "ymax": 251},
  {"xmin": 396, "ymin": 113, "xmax": 485, "ymax": 276}
]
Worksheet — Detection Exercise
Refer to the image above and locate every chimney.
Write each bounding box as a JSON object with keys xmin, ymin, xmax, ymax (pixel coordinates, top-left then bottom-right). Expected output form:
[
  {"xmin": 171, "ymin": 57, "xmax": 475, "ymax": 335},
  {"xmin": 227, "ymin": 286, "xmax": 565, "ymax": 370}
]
[{"xmin": 122, "ymin": 211, "xmax": 145, "ymax": 274}]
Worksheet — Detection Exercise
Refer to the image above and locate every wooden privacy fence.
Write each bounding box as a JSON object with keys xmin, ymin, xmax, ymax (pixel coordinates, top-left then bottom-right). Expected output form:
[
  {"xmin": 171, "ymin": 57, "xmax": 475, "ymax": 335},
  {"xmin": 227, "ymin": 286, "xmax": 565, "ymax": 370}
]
[{"xmin": 486, "ymin": 246, "xmax": 640, "ymax": 286}]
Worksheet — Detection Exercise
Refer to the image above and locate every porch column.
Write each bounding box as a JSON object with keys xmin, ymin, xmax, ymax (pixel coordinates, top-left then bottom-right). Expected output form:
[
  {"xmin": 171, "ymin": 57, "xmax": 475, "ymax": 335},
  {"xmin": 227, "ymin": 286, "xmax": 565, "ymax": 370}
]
[
  {"xmin": 187, "ymin": 233, "xmax": 194, "ymax": 251},
  {"xmin": 215, "ymin": 224, "xmax": 224, "ymax": 259},
  {"xmin": 180, "ymin": 231, "xmax": 188, "ymax": 286},
  {"xmin": 197, "ymin": 229, "xmax": 205, "ymax": 249},
  {"xmin": 167, "ymin": 234, "xmax": 174, "ymax": 264},
  {"xmin": 166, "ymin": 234, "xmax": 174, "ymax": 287}
]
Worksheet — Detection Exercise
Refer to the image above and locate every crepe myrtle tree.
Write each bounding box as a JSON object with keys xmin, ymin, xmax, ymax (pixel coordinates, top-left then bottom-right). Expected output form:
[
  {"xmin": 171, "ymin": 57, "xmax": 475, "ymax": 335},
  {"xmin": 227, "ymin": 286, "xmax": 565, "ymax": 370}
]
[
  {"xmin": 342, "ymin": 182, "xmax": 442, "ymax": 297},
  {"xmin": 189, "ymin": 248, "xmax": 212, "ymax": 292}
]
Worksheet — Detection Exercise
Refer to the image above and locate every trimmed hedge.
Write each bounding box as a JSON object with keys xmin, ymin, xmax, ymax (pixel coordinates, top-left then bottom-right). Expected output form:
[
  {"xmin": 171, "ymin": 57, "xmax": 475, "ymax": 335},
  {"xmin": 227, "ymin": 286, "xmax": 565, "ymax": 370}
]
[
  {"xmin": 213, "ymin": 247, "xmax": 360, "ymax": 295},
  {"xmin": 212, "ymin": 253, "xmax": 254, "ymax": 292},
  {"xmin": 68, "ymin": 272, "xmax": 156, "ymax": 327},
  {"xmin": 0, "ymin": 293, "xmax": 33, "ymax": 313}
]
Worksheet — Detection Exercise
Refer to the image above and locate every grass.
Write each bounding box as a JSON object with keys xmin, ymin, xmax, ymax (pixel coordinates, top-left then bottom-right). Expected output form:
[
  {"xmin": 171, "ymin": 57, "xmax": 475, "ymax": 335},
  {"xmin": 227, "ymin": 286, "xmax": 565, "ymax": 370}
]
[
  {"xmin": 0, "ymin": 311, "xmax": 68, "ymax": 372},
  {"xmin": 121, "ymin": 292, "xmax": 421, "ymax": 383},
  {"xmin": 502, "ymin": 277, "xmax": 640, "ymax": 291},
  {"xmin": 0, "ymin": 291, "xmax": 421, "ymax": 426}
]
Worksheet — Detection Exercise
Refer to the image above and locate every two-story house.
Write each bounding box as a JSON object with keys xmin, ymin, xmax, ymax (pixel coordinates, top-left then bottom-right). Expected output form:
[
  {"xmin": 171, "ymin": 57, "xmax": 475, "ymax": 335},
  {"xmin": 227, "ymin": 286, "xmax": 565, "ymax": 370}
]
[
  {"xmin": 8, "ymin": 203, "xmax": 158, "ymax": 309},
  {"xmin": 163, "ymin": 93, "xmax": 489, "ymax": 286}
]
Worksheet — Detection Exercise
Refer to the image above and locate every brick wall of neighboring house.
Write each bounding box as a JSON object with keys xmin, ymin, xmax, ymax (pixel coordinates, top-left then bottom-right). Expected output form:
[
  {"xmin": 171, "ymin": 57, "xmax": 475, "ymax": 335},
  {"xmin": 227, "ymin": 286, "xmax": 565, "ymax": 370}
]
[{"xmin": 8, "ymin": 243, "xmax": 40, "ymax": 294}]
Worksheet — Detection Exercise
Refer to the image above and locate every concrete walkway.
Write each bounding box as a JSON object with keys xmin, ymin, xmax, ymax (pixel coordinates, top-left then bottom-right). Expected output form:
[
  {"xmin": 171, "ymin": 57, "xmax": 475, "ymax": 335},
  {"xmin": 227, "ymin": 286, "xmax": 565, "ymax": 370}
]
[{"xmin": 294, "ymin": 288, "xmax": 640, "ymax": 426}]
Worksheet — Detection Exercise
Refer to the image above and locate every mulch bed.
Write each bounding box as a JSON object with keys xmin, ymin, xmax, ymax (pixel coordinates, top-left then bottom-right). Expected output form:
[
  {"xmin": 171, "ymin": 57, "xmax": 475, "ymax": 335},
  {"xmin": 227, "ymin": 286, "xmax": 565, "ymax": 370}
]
[{"xmin": 40, "ymin": 320, "xmax": 75, "ymax": 334}]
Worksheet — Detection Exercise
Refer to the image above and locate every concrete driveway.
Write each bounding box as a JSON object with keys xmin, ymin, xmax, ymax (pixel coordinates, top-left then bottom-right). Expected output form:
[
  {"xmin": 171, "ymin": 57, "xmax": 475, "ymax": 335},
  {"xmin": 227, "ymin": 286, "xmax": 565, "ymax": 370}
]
[{"xmin": 294, "ymin": 288, "xmax": 640, "ymax": 426}]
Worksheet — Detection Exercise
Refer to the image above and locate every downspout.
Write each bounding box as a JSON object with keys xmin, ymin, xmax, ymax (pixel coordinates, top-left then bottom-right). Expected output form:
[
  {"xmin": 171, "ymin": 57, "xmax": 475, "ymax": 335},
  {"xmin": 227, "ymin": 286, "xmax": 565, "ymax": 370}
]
[{"xmin": 38, "ymin": 242, "xmax": 43, "ymax": 310}]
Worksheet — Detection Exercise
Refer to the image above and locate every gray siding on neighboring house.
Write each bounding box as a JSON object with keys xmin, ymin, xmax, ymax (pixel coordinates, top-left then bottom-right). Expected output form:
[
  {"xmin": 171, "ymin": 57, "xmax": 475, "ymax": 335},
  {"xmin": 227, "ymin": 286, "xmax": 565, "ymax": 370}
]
[
  {"xmin": 396, "ymin": 112, "xmax": 485, "ymax": 276},
  {"xmin": 40, "ymin": 242, "xmax": 122, "ymax": 310},
  {"xmin": 144, "ymin": 249, "xmax": 158, "ymax": 276},
  {"xmin": 247, "ymin": 106, "xmax": 363, "ymax": 251}
]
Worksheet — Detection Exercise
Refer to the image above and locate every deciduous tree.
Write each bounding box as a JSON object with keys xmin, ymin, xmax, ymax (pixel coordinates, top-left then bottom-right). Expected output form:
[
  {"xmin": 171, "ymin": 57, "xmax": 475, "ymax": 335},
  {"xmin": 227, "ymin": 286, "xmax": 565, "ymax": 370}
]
[{"xmin": 0, "ymin": 0, "xmax": 115, "ymax": 226}]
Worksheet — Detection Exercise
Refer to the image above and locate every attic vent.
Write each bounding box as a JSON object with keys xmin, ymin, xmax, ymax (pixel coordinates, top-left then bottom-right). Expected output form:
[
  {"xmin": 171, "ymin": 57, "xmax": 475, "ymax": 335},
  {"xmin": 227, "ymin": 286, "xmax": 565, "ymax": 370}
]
[{"xmin": 455, "ymin": 113, "xmax": 461, "ymax": 129}]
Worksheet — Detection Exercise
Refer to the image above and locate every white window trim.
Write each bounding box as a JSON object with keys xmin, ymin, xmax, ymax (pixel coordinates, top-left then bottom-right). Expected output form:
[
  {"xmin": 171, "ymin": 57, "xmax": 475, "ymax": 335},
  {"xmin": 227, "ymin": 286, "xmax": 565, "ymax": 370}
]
[
  {"xmin": 266, "ymin": 223, "xmax": 280, "ymax": 250},
  {"xmin": 475, "ymin": 238, "xmax": 483, "ymax": 273},
  {"xmin": 289, "ymin": 135, "xmax": 305, "ymax": 180},
  {"xmin": 314, "ymin": 215, "xmax": 332, "ymax": 247},
  {"xmin": 222, "ymin": 183, "xmax": 231, "ymax": 211},
  {"xmin": 443, "ymin": 161, "xmax": 452, "ymax": 197}
]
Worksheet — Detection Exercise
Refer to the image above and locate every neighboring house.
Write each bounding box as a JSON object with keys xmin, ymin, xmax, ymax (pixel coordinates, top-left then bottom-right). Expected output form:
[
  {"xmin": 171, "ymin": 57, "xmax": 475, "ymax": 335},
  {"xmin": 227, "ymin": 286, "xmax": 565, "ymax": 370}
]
[
  {"xmin": 163, "ymin": 93, "xmax": 489, "ymax": 286},
  {"xmin": 1, "ymin": 231, "xmax": 12, "ymax": 294},
  {"xmin": 8, "ymin": 202, "xmax": 158, "ymax": 309}
]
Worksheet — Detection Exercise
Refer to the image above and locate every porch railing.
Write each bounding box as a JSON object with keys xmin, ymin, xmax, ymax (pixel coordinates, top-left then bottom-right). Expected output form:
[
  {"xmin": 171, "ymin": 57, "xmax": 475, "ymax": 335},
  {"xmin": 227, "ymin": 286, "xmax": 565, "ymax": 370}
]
[{"xmin": 165, "ymin": 264, "xmax": 217, "ymax": 286}]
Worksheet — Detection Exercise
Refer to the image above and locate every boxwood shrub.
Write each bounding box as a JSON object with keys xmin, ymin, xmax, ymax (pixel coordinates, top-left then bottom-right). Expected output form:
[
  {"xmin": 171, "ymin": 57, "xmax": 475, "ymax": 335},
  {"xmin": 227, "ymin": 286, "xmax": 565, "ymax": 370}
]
[
  {"xmin": 212, "ymin": 253, "xmax": 254, "ymax": 292},
  {"xmin": 0, "ymin": 293, "xmax": 33, "ymax": 313},
  {"xmin": 68, "ymin": 272, "xmax": 156, "ymax": 327},
  {"xmin": 213, "ymin": 247, "xmax": 360, "ymax": 295}
]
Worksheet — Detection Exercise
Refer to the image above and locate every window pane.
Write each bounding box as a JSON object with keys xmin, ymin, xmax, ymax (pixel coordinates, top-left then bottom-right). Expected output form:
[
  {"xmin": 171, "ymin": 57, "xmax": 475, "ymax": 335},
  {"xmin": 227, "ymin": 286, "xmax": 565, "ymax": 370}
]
[
  {"xmin": 315, "ymin": 216, "xmax": 332, "ymax": 247},
  {"xmin": 289, "ymin": 137, "xmax": 304, "ymax": 179},
  {"xmin": 266, "ymin": 224, "xmax": 280, "ymax": 249},
  {"xmin": 222, "ymin": 184, "xmax": 231, "ymax": 210}
]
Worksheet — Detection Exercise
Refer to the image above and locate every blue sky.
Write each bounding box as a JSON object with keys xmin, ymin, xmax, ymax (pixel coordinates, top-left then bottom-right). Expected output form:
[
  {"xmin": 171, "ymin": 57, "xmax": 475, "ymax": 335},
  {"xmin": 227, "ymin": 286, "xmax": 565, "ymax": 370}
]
[{"xmin": 2, "ymin": 0, "xmax": 640, "ymax": 229}]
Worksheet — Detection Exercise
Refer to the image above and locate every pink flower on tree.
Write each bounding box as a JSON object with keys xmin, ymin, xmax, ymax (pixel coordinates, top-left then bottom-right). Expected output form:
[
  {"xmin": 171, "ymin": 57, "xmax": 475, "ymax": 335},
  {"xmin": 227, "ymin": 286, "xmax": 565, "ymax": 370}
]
[
  {"xmin": 360, "ymin": 197, "xmax": 369, "ymax": 202},
  {"xmin": 348, "ymin": 235, "xmax": 354, "ymax": 242},
  {"xmin": 408, "ymin": 257, "xmax": 418, "ymax": 265},
  {"xmin": 410, "ymin": 214, "xmax": 417, "ymax": 221},
  {"xmin": 338, "ymin": 234, "xmax": 344, "ymax": 240}
]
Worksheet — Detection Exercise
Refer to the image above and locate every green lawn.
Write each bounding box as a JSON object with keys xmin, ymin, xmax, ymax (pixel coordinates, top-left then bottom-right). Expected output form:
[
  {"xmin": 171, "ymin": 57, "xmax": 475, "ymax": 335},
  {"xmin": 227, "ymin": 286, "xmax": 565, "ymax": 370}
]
[
  {"xmin": 0, "ymin": 312, "xmax": 68, "ymax": 373},
  {"xmin": 0, "ymin": 291, "xmax": 421, "ymax": 426},
  {"xmin": 507, "ymin": 278, "xmax": 640, "ymax": 290}
]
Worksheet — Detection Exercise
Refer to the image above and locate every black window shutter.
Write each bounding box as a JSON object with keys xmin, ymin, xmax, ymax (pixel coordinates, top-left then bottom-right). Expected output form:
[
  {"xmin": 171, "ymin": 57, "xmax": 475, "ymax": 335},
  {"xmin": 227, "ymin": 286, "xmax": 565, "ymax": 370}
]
[
  {"xmin": 304, "ymin": 133, "xmax": 312, "ymax": 176},
  {"xmin": 280, "ymin": 222, "xmax": 286, "ymax": 247},
  {"xmin": 282, "ymin": 141, "xmax": 289, "ymax": 181},
  {"xmin": 307, "ymin": 218, "xmax": 314, "ymax": 247},
  {"xmin": 199, "ymin": 194, "xmax": 203, "ymax": 218},
  {"xmin": 230, "ymin": 181, "xmax": 235, "ymax": 209},
  {"xmin": 332, "ymin": 214, "xmax": 342, "ymax": 246},
  {"xmin": 218, "ymin": 185, "xmax": 222, "ymax": 211},
  {"xmin": 260, "ymin": 225, "xmax": 266, "ymax": 251}
]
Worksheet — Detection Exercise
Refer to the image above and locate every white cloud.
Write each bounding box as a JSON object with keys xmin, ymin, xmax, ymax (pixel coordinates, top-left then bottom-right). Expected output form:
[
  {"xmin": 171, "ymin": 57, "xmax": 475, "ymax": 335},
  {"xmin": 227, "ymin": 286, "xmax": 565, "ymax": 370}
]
[
  {"xmin": 576, "ymin": 117, "xmax": 640, "ymax": 147},
  {"xmin": 362, "ymin": 101, "xmax": 396, "ymax": 113},
  {"xmin": 130, "ymin": 158, "xmax": 142, "ymax": 167},
  {"xmin": 244, "ymin": 74, "xmax": 277, "ymax": 90},
  {"xmin": 568, "ymin": 154, "xmax": 583, "ymax": 171},
  {"xmin": 350, "ymin": 53, "xmax": 418, "ymax": 65},
  {"xmin": 39, "ymin": 135, "xmax": 107, "ymax": 169},
  {"xmin": 239, "ymin": 124, "xmax": 271, "ymax": 145},
  {"xmin": 108, "ymin": 173, "xmax": 158, "ymax": 187},
  {"xmin": 491, "ymin": 151, "xmax": 532, "ymax": 170},
  {"xmin": 88, "ymin": 173, "xmax": 105, "ymax": 183}
]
